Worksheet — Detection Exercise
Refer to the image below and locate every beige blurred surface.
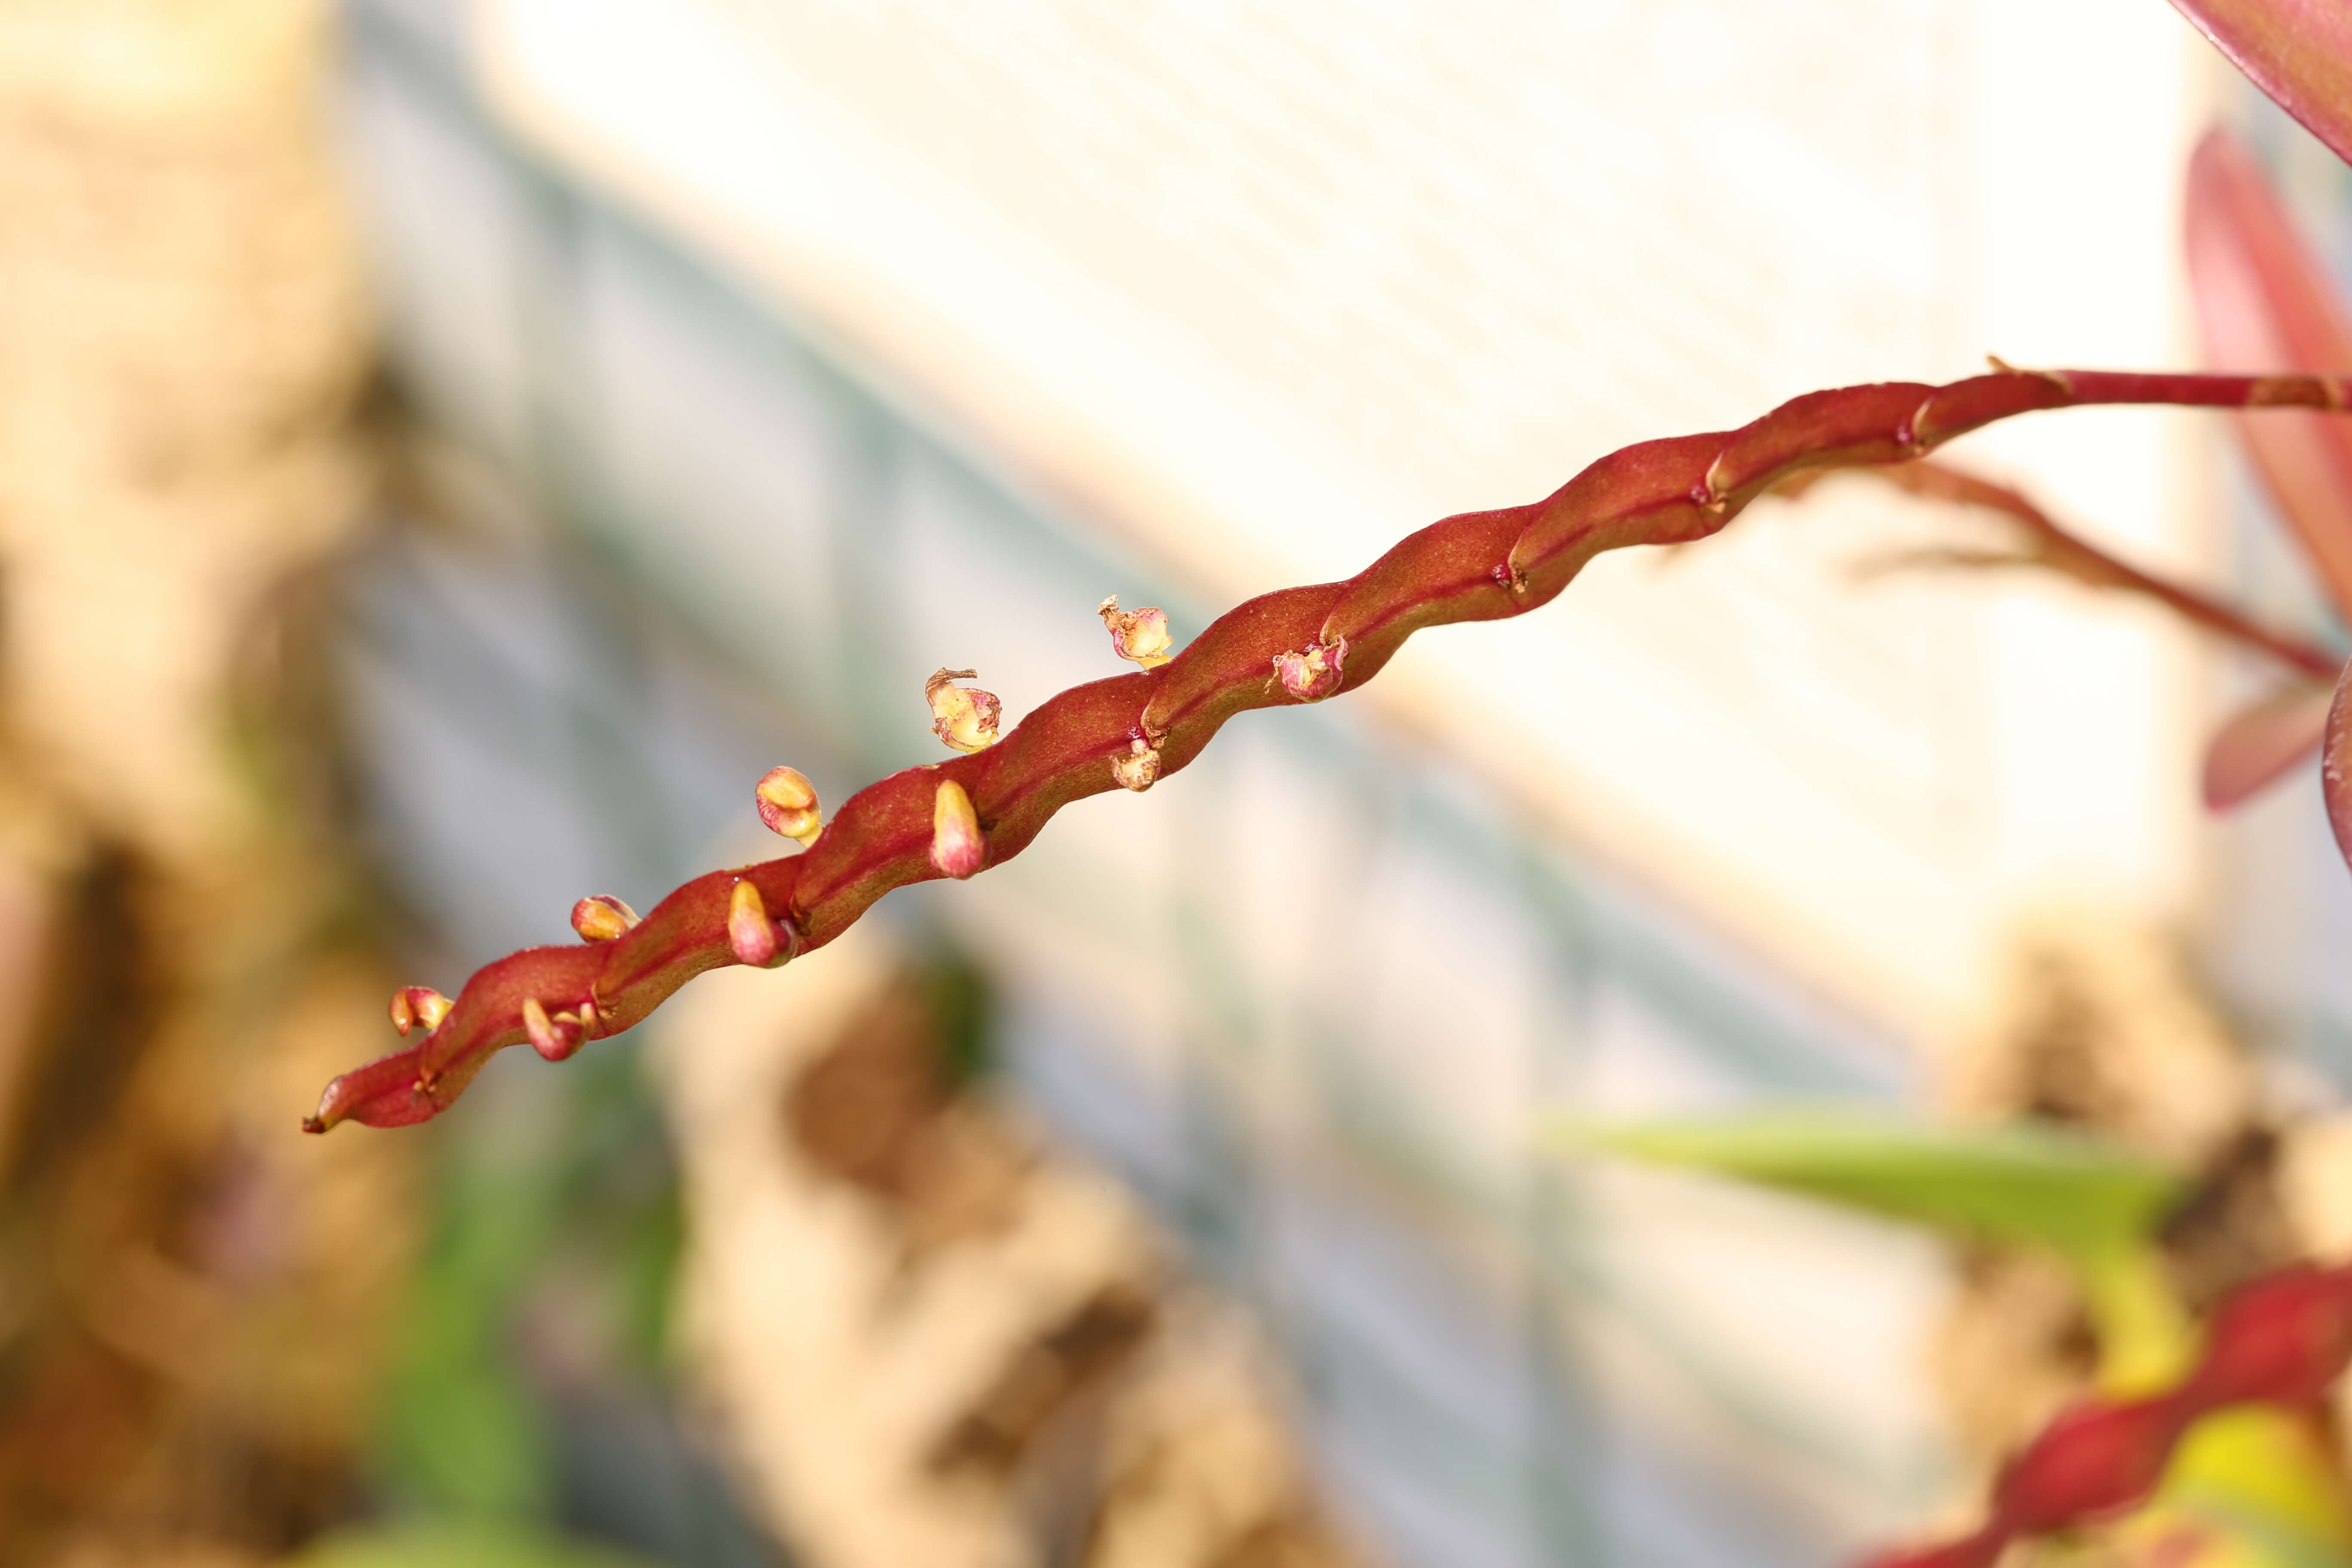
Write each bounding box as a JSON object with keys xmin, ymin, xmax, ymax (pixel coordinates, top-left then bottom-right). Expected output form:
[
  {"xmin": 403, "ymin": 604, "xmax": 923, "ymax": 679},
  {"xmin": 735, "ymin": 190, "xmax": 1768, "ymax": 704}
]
[
  {"xmin": 0, "ymin": 0, "xmax": 371, "ymax": 866},
  {"xmin": 658, "ymin": 922, "xmax": 1362, "ymax": 1568},
  {"xmin": 0, "ymin": 3, "xmax": 414, "ymax": 1561}
]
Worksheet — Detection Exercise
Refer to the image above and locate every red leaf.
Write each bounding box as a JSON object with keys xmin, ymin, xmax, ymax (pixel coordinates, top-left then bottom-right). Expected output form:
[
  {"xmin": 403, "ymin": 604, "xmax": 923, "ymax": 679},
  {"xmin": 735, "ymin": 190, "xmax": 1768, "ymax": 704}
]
[
  {"xmin": 2202, "ymin": 682, "xmax": 2334, "ymax": 808},
  {"xmin": 2187, "ymin": 132, "xmax": 2352, "ymax": 617},
  {"xmin": 2328, "ymin": 660, "xmax": 2352, "ymax": 871},
  {"xmin": 2170, "ymin": 0, "xmax": 2352, "ymax": 170}
]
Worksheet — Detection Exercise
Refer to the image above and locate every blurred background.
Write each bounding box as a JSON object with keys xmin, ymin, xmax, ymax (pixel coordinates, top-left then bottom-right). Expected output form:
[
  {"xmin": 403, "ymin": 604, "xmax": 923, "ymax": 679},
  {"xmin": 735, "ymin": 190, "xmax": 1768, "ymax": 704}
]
[{"xmin": 3, "ymin": 1, "xmax": 2350, "ymax": 1566}]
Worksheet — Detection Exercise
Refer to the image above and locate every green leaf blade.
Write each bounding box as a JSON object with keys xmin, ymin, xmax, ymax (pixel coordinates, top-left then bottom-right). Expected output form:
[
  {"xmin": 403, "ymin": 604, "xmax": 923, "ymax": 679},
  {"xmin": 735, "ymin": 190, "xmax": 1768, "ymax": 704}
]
[{"xmin": 1565, "ymin": 1109, "xmax": 2184, "ymax": 1265}]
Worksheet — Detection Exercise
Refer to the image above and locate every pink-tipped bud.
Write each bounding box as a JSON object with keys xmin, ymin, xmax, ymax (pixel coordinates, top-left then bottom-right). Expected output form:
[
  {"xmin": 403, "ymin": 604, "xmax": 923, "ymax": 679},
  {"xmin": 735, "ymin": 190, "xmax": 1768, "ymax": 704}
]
[
  {"xmin": 754, "ymin": 766, "xmax": 823, "ymax": 844},
  {"xmin": 570, "ymin": 894, "xmax": 639, "ymax": 943},
  {"xmin": 927, "ymin": 668, "xmax": 1002, "ymax": 753},
  {"xmin": 521, "ymin": 996, "xmax": 587, "ymax": 1063},
  {"xmin": 1111, "ymin": 737, "xmax": 1161, "ymax": 792},
  {"xmin": 728, "ymin": 878, "xmax": 781, "ymax": 967},
  {"xmin": 1098, "ymin": 595, "xmax": 1175, "ymax": 668},
  {"xmin": 520, "ymin": 996, "xmax": 554, "ymax": 1057},
  {"xmin": 931, "ymin": 778, "xmax": 984, "ymax": 878},
  {"xmin": 1271, "ymin": 636, "xmax": 1348, "ymax": 701},
  {"xmin": 389, "ymin": 986, "xmax": 453, "ymax": 1036}
]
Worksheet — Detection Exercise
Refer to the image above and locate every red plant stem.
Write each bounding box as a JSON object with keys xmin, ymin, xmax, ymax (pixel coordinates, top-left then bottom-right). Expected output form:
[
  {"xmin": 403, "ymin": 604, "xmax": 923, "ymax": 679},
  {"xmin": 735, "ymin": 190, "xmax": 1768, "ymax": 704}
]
[
  {"xmin": 1827, "ymin": 458, "xmax": 2342, "ymax": 680},
  {"xmin": 1861, "ymin": 1263, "xmax": 2352, "ymax": 1568},
  {"xmin": 305, "ymin": 368, "xmax": 2352, "ymax": 1134}
]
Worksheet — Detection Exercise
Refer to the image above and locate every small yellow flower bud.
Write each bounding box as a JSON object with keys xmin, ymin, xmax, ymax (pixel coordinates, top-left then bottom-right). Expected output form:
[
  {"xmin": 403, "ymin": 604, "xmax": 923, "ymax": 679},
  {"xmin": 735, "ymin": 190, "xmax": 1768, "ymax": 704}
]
[
  {"xmin": 754, "ymin": 766, "xmax": 823, "ymax": 844},
  {"xmin": 1271, "ymin": 636, "xmax": 1348, "ymax": 702},
  {"xmin": 570, "ymin": 894, "xmax": 639, "ymax": 942},
  {"xmin": 389, "ymin": 986, "xmax": 453, "ymax": 1036},
  {"xmin": 521, "ymin": 995, "xmax": 554, "ymax": 1055},
  {"xmin": 521, "ymin": 996, "xmax": 586, "ymax": 1062},
  {"xmin": 926, "ymin": 668, "xmax": 1002, "ymax": 753},
  {"xmin": 1110, "ymin": 737, "xmax": 1161, "ymax": 791},
  {"xmin": 728, "ymin": 878, "xmax": 781, "ymax": 967},
  {"xmin": 931, "ymin": 778, "xmax": 984, "ymax": 878},
  {"xmin": 1098, "ymin": 595, "xmax": 1175, "ymax": 668}
]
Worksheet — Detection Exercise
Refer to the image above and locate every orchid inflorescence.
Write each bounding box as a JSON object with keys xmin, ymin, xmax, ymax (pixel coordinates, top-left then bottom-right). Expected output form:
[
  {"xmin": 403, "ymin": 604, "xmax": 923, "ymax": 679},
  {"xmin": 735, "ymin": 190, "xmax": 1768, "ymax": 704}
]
[{"xmin": 308, "ymin": 363, "xmax": 2352, "ymax": 1145}]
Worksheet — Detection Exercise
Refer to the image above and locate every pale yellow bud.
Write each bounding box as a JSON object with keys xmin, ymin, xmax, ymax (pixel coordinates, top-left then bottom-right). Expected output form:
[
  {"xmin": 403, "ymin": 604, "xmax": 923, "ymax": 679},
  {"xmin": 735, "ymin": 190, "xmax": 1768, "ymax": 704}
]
[
  {"xmin": 754, "ymin": 766, "xmax": 823, "ymax": 844},
  {"xmin": 931, "ymin": 778, "xmax": 985, "ymax": 878},
  {"xmin": 728, "ymin": 878, "xmax": 782, "ymax": 967},
  {"xmin": 570, "ymin": 894, "xmax": 640, "ymax": 942},
  {"xmin": 521, "ymin": 996, "xmax": 586, "ymax": 1062}
]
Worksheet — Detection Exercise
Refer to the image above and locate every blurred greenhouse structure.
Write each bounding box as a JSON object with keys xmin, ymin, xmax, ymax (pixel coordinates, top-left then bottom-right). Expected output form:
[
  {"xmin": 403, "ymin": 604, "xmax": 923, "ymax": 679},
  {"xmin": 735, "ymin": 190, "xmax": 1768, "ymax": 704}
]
[{"xmin": 300, "ymin": 2, "xmax": 2352, "ymax": 1567}]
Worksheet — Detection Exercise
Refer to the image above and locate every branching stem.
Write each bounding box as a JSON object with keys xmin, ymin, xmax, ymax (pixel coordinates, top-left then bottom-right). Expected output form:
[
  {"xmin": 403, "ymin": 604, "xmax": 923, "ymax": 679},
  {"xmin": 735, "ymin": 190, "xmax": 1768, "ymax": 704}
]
[{"xmin": 1810, "ymin": 457, "xmax": 2341, "ymax": 679}]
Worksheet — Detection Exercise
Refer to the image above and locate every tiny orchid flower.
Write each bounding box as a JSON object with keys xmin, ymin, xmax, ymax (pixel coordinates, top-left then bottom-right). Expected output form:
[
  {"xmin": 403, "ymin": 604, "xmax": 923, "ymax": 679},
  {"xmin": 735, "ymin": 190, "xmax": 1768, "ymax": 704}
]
[
  {"xmin": 1098, "ymin": 595, "xmax": 1175, "ymax": 668},
  {"xmin": 388, "ymin": 986, "xmax": 452, "ymax": 1036},
  {"xmin": 1271, "ymin": 637, "xmax": 1347, "ymax": 702},
  {"xmin": 1110, "ymin": 737, "xmax": 1160, "ymax": 792},
  {"xmin": 925, "ymin": 668, "xmax": 1001, "ymax": 753}
]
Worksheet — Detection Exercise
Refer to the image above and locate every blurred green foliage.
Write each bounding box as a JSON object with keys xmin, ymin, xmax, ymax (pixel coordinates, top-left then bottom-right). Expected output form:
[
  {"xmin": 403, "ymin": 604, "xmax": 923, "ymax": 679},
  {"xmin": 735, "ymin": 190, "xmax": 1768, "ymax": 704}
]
[
  {"xmin": 374, "ymin": 1044, "xmax": 684, "ymax": 1523},
  {"xmin": 360, "ymin": 937, "xmax": 987, "ymax": 1564},
  {"xmin": 293, "ymin": 1520, "xmax": 669, "ymax": 1568},
  {"xmin": 1568, "ymin": 1107, "xmax": 2184, "ymax": 1267},
  {"xmin": 919, "ymin": 948, "xmax": 997, "ymax": 1091}
]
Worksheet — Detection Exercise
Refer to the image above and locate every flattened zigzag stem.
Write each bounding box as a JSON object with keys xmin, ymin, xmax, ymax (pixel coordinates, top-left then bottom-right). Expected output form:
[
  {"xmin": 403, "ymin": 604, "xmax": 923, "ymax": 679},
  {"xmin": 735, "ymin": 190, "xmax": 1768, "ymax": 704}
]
[{"xmin": 306, "ymin": 368, "xmax": 2352, "ymax": 1133}]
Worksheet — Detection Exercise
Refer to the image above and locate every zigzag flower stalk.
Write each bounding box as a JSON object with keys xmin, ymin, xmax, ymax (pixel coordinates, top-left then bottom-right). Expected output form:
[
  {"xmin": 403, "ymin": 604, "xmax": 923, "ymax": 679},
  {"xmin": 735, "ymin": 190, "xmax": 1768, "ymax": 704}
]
[
  {"xmin": 306, "ymin": 365, "xmax": 2352, "ymax": 1137},
  {"xmin": 1862, "ymin": 1263, "xmax": 2352, "ymax": 1568}
]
